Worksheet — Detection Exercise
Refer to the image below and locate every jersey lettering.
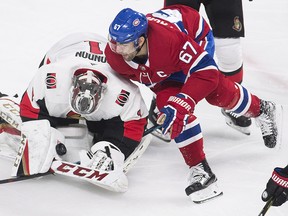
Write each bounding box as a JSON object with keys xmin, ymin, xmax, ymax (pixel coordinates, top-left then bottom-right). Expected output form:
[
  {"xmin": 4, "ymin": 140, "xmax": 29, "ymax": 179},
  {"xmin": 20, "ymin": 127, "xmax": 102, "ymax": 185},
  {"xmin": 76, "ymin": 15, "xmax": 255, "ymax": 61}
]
[
  {"xmin": 75, "ymin": 51, "xmax": 107, "ymax": 63},
  {"xmin": 179, "ymin": 42, "xmax": 196, "ymax": 64},
  {"xmin": 147, "ymin": 17, "xmax": 168, "ymax": 26}
]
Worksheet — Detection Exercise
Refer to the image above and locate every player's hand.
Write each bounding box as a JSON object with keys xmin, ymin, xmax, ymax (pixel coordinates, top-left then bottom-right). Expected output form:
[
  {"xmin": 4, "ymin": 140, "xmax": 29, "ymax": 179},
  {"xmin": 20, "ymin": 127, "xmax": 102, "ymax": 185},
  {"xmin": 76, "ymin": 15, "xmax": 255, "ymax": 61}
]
[
  {"xmin": 262, "ymin": 167, "xmax": 288, "ymax": 206},
  {"xmin": 157, "ymin": 93, "xmax": 195, "ymax": 139}
]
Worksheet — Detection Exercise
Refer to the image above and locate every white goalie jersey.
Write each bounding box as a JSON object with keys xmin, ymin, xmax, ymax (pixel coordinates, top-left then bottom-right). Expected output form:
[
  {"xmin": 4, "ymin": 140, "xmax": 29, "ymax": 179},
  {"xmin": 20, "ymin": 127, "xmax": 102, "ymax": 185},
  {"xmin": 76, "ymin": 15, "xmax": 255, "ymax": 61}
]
[
  {"xmin": 0, "ymin": 33, "xmax": 152, "ymax": 193},
  {"xmin": 21, "ymin": 32, "xmax": 148, "ymax": 122}
]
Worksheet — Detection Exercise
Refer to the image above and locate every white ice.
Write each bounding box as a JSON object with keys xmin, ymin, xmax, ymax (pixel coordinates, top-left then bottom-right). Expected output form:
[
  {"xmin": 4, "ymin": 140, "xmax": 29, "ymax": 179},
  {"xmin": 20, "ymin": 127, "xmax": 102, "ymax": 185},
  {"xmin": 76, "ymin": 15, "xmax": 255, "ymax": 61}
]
[{"xmin": 0, "ymin": 0, "xmax": 288, "ymax": 216}]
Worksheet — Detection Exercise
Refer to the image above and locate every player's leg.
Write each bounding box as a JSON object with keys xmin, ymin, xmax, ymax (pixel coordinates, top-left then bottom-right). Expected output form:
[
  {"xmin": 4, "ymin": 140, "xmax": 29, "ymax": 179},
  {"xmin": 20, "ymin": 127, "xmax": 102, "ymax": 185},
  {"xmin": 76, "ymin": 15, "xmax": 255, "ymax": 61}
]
[
  {"xmin": 156, "ymin": 85, "xmax": 223, "ymax": 203},
  {"xmin": 206, "ymin": 74, "xmax": 278, "ymax": 148},
  {"xmin": 204, "ymin": 0, "xmax": 252, "ymax": 133}
]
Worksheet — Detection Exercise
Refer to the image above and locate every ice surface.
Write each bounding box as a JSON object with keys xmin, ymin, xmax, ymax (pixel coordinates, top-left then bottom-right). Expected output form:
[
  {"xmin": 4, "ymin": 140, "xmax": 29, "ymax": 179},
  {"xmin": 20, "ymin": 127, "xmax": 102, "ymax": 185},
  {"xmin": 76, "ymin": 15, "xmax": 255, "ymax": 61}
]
[{"xmin": 0, "ymin": 0, "xmax": 288, "ymax": 215}]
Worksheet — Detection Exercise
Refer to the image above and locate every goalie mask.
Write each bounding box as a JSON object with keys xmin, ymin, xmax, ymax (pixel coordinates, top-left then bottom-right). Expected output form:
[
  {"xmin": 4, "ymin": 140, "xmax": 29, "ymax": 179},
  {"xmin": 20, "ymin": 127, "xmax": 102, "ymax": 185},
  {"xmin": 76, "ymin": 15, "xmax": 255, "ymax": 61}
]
[{"xmin": 70, "ymin": 69, "xmax": 104, "ymax": 115}]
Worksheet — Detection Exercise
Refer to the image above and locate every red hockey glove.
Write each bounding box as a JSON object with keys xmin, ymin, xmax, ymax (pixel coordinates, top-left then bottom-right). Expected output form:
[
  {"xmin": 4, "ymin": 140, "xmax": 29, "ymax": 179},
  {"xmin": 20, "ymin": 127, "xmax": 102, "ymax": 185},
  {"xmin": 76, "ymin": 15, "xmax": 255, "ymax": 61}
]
[
  {"xmin": 157, "ymin": 93, "xmax": 195, "ymax": 139},
  {"xmin": 262, "ymin": 166, "xmax": 288, "ymax": 206}
]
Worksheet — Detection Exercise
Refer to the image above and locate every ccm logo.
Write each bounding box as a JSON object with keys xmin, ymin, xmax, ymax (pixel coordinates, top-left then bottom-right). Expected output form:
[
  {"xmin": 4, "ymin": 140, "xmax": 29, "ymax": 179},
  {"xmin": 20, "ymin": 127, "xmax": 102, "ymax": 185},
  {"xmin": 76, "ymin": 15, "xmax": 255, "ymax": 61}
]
[{"xmin": 56, "ymin": 162, "xmax": 108, "ymax": 181}]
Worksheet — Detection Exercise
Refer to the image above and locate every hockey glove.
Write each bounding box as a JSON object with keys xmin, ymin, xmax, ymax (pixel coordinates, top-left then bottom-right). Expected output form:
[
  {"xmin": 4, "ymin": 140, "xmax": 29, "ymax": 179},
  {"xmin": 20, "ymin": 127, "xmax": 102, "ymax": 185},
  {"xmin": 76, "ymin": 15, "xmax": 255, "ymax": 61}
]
[
  {"xmin": 157, "ymin": 93, "xmax": 195, "ymax": 139},
  {"xmin": 80, "ymin": 141, "xmax": 125, "ymax": 172},
  {"xmin": 262, "ymin": 166, "xmax": 288, "ymax": 206}
]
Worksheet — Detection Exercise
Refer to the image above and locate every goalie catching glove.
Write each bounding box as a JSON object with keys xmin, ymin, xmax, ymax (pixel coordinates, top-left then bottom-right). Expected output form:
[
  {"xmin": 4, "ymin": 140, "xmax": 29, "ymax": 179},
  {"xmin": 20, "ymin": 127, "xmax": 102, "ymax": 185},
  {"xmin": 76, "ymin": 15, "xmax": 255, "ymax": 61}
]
[
  {"xmin": 79, "ymin": 141, "xmax": 128, "ymax": 191},
  {"xmin": 80, "ymin": 141, "xmax": 125, "ymax": 171},
  {"xmin": 157, "ymin": 93, "xmax": 196, "ymax": 139}
]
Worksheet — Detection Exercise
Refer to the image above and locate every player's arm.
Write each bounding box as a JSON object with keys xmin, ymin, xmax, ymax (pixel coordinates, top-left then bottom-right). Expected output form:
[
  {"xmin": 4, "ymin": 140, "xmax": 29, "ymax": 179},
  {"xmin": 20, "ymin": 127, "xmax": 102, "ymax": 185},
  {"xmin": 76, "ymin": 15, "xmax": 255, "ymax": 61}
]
[
  {"xmin": 177, "ymin": 35, "xmax": 220, "ymax": 104},
  {"xmin": 157, "ymin": 34, "xmax": 219, "ymax": 139}
]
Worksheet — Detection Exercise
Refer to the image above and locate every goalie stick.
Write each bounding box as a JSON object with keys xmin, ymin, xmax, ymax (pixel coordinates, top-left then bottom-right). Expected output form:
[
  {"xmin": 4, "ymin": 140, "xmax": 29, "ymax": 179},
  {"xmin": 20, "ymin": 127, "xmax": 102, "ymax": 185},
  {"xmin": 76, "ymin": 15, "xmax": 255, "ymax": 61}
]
[
  {"xmin": 122, "ymin": 125, "xmax": 160, "ymax": 173},
  {"xmin": 51, "ymin": 160, "xmax": 128, "ymax": 192},
  {"xmin": 0, "ymin": 135, "xmax": 153, "ymax": 190},
  {"xmin": 0, "ymin": 126, "xmax": 159, "ymax": 188},
  {"xmin": 0, "ymin": 160, "xmax": 127, "ymax": 192},
  {"xmin": 0, "ymin": 171, "xmax": 52, "ymax": 184}
]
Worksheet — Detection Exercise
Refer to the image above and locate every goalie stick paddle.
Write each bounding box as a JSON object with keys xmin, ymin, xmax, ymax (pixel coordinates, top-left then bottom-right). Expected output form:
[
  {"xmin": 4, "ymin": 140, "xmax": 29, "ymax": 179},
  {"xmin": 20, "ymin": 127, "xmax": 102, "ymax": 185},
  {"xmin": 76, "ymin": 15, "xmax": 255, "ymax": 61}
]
[{"xmin": 0, "ymin": 125, "xmax": 161, "ymax": 185}]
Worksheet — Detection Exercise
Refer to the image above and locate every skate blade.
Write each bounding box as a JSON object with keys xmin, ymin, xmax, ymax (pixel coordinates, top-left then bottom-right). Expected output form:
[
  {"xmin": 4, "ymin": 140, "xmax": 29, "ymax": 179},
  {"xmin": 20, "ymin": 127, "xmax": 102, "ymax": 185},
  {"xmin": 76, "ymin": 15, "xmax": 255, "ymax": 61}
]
[
  {"xmin": 188, "ymin": 182, "xmax": 223, "ymax": 204},
  {"xmin": 275, "ymin": 104, "xmax": 284, "ymax": 150},
  {"xmin": 224, "ymin": 117, "xmax": 251, "ymax": 135}
]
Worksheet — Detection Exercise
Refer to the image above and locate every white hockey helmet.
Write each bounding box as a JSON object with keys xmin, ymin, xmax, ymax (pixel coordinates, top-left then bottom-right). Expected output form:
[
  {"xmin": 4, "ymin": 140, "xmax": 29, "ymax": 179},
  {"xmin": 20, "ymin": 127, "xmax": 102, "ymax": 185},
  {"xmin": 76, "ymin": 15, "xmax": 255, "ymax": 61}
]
[{"xmin": 70, "ymin": 68, "xmax": 104, "ymax": 115}]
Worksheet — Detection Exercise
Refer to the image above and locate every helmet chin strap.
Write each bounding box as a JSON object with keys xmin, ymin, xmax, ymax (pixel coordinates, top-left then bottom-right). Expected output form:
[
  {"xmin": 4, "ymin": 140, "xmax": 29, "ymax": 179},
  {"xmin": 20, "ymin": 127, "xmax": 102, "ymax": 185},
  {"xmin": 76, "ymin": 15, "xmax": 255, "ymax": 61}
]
[{"xmin": 135, "ymin": 36, "xmax": 146, "ymax": 55}]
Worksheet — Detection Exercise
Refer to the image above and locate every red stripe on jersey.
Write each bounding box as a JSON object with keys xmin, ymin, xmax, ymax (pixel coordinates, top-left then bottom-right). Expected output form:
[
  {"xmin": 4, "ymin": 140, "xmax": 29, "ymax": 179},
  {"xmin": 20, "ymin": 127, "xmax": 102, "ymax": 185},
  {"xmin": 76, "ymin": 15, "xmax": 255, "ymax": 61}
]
[
  {"xmin": 123, "ymin": 118, "xmax": 147, "ymax": 142},
  {"xmin": 20, "ymin": 92, "xmax": 40, "ymax": 119},
  {"xmin": 89, "ymin": 41, "xmax": 103, "ymax": 54}
]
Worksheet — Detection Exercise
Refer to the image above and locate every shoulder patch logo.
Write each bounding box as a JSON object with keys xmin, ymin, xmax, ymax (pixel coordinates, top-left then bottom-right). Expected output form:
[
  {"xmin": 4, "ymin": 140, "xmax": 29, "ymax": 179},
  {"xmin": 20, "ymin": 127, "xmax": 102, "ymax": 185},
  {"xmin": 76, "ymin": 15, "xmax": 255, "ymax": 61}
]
[
  {"xmin": 116, "ymin": 89, "xmax": 130, "ymax": 107},
  {"xmin": 45, "ymin": 73, "xmax": 57, "ymax": 89},
  {"xmin": 232, "ymin": 16, "xmax": 242, "ymax": 32}
]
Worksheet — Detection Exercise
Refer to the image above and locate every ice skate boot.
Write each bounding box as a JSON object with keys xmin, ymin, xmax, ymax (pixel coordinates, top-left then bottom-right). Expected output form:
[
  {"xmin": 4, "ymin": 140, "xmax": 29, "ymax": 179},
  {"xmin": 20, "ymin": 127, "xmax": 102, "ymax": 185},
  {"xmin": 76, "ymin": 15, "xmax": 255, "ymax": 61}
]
[
  {"xmin": 221, "ymin": 109, "xmax": 251, "ymax": 135},
  {"xmin": 185, "ymin": 159, "xmax": 223, "ymax": 203},
  {"xmin": 255, "ymin": 100, "xmax": 277, "ymax": 148}
]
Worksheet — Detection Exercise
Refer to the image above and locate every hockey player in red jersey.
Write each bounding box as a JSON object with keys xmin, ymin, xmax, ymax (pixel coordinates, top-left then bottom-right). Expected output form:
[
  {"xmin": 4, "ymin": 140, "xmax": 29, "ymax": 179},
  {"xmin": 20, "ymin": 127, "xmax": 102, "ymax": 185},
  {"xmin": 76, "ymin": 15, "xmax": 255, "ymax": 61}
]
[
  {"xmin": 164, "ymin": 0, "xmax": 252, "ymax": 135},
  {"xmin": 9, "ymin": 32, "xmax": 149, "ymax": 192},
  {"xmin": 144, "ymin": 4, "xmax": 215, "ymax": 142},
  {"xmin": 105, "ymin": 7, "xmax": 278, "ymax": 202}
]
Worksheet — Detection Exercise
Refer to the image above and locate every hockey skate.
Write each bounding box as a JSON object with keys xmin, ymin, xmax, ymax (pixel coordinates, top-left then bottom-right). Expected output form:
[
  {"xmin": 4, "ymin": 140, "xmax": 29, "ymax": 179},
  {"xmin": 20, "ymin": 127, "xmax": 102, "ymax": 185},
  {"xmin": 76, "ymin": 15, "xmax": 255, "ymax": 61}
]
[
  {"xmin": 255, "ymin": 100, "xmax": 277, "ymax": 148},
  {"xmin": 185, "ymin": 159, "xmax": 223, "ymax": 203},
  {"xmin": 221, "ymin": 109, "xmax": 251, "ymax": 135}
]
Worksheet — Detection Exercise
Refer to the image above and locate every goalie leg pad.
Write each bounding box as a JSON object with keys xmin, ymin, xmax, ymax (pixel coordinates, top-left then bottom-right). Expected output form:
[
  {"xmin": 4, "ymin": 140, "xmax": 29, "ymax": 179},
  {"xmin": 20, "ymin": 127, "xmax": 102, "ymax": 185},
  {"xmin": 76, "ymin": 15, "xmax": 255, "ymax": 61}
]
[
  {"xmin": 11, "ymin": 120, "xmax": 65, "ymax": 176},
  {"xmin": 0, "ymin": 96, "xmax": 22, "ymax": 130}
]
